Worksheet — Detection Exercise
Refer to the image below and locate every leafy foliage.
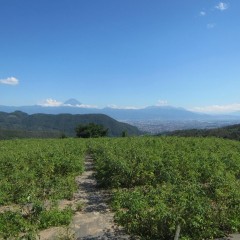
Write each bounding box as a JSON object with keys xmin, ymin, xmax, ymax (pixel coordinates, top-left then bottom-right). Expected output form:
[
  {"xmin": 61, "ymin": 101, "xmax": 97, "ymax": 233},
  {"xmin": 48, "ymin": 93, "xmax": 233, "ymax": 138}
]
[
  {"xmin": 0, "ymin": 128, "xmax": 62, "ymax": 140},
  {"xmin": 165, "ymin": 124, "xmax": 240, "ymax": 141},
  {"xmin": 88, "ymin": 137, "xmax": 240, "ymax": 239},
  {"xmin": 1, "ymin": 136, "xmax": 240, "ymax": 239},
  {"xmin": 0, "ymin": 206, "xmax": 73, "ymax": 239},
  {"xmin": 0, "ymin": 138, "xmax": 85, "ymax": 238},
  {"xmin": 75, "ymin": 123, "xmax": 108, "ymax": 138}
]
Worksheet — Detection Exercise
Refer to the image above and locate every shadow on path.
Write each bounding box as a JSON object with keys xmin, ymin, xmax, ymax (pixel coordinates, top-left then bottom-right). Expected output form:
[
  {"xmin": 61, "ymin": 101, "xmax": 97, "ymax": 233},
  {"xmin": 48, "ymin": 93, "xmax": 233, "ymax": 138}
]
[{"xmin": 72, "ymin": 156, "xmax": 137, "ymax": 240}]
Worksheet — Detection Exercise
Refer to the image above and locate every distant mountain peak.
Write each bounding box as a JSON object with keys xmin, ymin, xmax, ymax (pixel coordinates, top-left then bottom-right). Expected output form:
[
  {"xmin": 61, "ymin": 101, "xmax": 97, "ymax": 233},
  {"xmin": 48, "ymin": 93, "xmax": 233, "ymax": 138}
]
[{"xmin": 64, "ymin": 99, "xmax": 81, "ymax": 106}]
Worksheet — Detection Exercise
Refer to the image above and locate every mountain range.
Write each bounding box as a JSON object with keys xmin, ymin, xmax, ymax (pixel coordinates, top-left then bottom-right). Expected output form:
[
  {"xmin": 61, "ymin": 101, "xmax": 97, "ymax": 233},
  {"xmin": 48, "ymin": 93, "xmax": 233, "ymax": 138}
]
[{"xmin": 1, "ymin": 99, "xmax": 240, "ymax": 121}]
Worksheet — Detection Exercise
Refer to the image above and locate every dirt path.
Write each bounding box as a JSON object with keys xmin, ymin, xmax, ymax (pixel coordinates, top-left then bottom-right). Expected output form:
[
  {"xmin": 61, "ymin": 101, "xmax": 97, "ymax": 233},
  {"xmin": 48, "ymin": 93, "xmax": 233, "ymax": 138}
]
[
  {"xmin": 71, "ymin": 155, "xmax": 133, "ymax": 239},
  {"xmin": 39, "ymin": 156, "xmax": 135, "ymax": 240}
]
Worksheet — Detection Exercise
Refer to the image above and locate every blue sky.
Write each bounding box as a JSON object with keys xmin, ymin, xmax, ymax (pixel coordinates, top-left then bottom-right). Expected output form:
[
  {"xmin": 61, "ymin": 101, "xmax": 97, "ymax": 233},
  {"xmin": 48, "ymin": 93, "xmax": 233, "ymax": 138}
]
[{"xmin": 0, "ymin": 0, "xmax": 240, "ymax": 113}]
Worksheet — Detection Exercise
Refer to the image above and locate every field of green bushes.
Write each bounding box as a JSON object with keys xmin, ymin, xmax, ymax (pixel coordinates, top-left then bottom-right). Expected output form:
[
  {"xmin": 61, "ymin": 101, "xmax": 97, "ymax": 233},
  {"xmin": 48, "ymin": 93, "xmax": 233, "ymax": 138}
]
[
  {"xmin": 89, "ymin": 137, "xmax": 240, "ymax": 240},
  {"xmin": 0, "ymin": 139, "xmax": 85, "ymax": 239},
  {"xmin": 0, "ymin": 136, "xmax": 240, "ymax": 239}
]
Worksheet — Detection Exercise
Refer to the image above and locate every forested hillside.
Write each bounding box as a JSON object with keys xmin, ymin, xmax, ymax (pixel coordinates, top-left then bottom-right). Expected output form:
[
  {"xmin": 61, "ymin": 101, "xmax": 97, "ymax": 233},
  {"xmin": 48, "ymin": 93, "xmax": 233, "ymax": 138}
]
[
  {"xmin": 0, "ymin": 111, "xmax": 141, "ymax": 139},
  {"xmin": 165, "ymin": 124, "xmax": 240, "ymax": 141}
]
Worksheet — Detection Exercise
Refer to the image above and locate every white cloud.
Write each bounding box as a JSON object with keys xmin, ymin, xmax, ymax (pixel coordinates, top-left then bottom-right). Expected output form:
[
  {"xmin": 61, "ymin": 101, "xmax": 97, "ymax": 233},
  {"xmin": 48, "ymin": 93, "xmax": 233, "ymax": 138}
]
[
  {"xmin": 74, "ymin": 104, "xmax": 99, "ymax": 109},
  {"xmin": 207, "ymin": 23, "xmax": 216, "ymax": 29},
  {"xmin": 191, "ymin": 103, "xmax": 240, "ymax": 114},
  {"xmin": 200, "ymin": 11, "xmax": 206, "ymax": 16},
  {"xmin": 40, "ymin": 98, "xmax": 63, "ymax": 107},
  {"xmin": 215, "ymin": 2, "xmax": 229, "ymax": 11},
  {"xmin": 156, "ymin": 100, "xmax": 168, "ymax": 106},
  {"xmin": 0, "ymin": 77, "xmax": 19, "ymax": 85}
]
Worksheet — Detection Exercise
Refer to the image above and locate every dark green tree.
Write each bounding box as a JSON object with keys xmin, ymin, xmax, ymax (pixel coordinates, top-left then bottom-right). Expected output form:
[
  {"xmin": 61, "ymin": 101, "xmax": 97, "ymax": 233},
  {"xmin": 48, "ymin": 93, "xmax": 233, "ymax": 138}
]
[
  {"xmin": 75, "ymin": 123, "xmax": 108, "ymax": 138},
  {"xmin": 121, "ymin": 130, "xmax": 128, "ymax": 137}
]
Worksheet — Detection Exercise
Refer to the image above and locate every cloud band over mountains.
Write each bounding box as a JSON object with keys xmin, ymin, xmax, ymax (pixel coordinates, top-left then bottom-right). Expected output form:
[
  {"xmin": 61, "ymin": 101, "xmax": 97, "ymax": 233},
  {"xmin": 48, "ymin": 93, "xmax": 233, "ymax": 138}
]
[
  {"xmin": 39, "ymin": 98, "xmax": 98, "ymax": 108},
  {"xmin": 192, "ymin": 103, "xmax": 240, "ymax": 114}
]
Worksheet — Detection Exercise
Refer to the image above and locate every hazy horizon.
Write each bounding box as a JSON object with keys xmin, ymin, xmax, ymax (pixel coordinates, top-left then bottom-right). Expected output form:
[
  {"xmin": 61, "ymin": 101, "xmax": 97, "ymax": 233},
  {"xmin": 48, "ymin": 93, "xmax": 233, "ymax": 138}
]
[{"xmin": 1, "ymin": 1, "xmax": 240, "ymax": 114}]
